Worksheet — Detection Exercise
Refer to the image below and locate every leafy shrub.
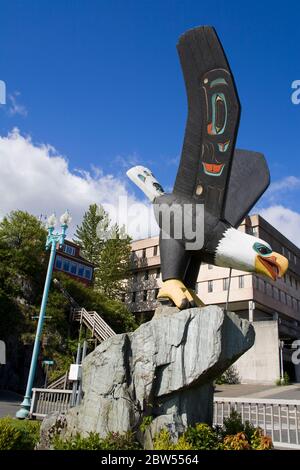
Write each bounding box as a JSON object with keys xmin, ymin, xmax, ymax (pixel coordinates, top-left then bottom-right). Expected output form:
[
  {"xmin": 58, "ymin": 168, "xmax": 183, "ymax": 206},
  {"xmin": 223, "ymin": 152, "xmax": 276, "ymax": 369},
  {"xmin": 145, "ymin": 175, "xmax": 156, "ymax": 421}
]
[
  {"xmin": 139, "ymin": 415, "xmax": 153, "ymax": 433},
  {"xmin": 250, "ymin": 428, "xmax": 273, "ymax": 450},
  {"xmin": 215, "ymin": 365, "xmax": 240, "ymax": 385},
  {"xmin": 223, "ymin": 432, "xmax": 251, "ymax": 450},
  {"xmin": 184, "ymin": 423, "xmax": 221, "ymax": 450},
  {"xmin": 153, "ymin": 412, "xmax": 273, "ymax": 451},
  {"xmin": 222, "ymin": 409, "xmax": 255, "ymax": 441},
  {"xmin": 53, "ymin": 431, "xmax": 141, "ymax": 450},
  {"xmin": 221, "ymin": 410, "xmax": 273, "ymax": 450},
  {"xmin": 154, "ymin": 423, "xmax": 220, "ymax": 450},
  {"xmin": 276, "ymin": 372, "xmax": 291, "ymax": 386},
  {"xmin": 0, "ymin": 417, "xmax": 40, "ymax": 450}
]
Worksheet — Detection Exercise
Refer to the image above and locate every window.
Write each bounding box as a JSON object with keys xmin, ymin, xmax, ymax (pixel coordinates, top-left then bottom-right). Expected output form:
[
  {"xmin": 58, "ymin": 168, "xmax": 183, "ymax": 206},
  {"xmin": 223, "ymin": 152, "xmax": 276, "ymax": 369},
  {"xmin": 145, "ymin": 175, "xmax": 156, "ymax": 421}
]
[
  {"xmin": 143, "ymin": 290, "xmax": 148, "ymax": 301},
  {"xmin": 273, "ymin": 286, "xmax": 279, "ymax": 300},
  {"xmin": 63, "ymin": 245, "xmax": 75, "ymax": 256},
  {"xmin": 70, "ymin": 263, "xmax": 77, "ymax": 275},
  {"xmin": 208, "ymin": 281, "xmax": 213, "ymax": 293},
  {"xmin": 132, "ymin": 292, "xmax": 136, "ymax": 303},
  {"xmin": 263, "ymin": 281, "xmax": 267, "ymax": 294},
  {"xmin": 293, "ymin": 298, "xmax": 297, "ymax": 311},
  {"xmin": 153, "ymin": 245, "xmax": 158, "ymax": 256},
  {"xmin": 63, "ymin": 260, "xmax": 70, "ymax": 272},
  {"xmin": 84, "ymin": 268, "xmax": 92, "ymax": 280},
  {"xmin": 144, "ymin": 271, "xmax": 149, "ymax": 281},
  {"xmin": 223, "ymin": 278, "xmax": 229, "ymax": 291},
  {"xmin": 238, "ymin": 275, "xmax": 244, "ymax": 289},
  {"xmin": 208, "ymin": 264, "xmax": 213, "ymax": 270},
  {"xmin": 156, "ymin": 268, "xmax": 161, "ymax": 279},
  {"xmin": 294, "ymin": 255, "xmax": 297, "ymax": 265},
  {"xmin": 55, "ymin": 256, "xmax": 62, "ymax": 270},
  {"xmin": 78, "ymin": 265, "xmax": 84, "ymax": 277},
  {"xmin": 142, "ymin": 248, "xmax": 146, "ymax": 259}
]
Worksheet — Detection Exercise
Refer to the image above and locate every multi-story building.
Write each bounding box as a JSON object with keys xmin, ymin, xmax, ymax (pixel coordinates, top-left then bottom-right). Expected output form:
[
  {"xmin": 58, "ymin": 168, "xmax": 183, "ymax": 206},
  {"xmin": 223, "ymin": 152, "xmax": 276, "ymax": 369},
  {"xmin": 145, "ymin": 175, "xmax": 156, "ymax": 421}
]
[
  {"xmin": 125, "ymin": 215, "xmax": 300, "ymax": 384},
  {"xmin": 54, "ymin": 239, "xmax": 94, "ymax": 286}
]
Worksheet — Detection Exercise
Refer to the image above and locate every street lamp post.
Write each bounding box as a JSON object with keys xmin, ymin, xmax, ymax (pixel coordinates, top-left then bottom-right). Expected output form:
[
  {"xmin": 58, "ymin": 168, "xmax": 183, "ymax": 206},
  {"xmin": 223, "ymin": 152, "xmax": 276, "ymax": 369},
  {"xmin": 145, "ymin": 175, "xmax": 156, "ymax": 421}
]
[{"xmin": 16, "ymin": 211, "xmax": 72, "ymax": 419}]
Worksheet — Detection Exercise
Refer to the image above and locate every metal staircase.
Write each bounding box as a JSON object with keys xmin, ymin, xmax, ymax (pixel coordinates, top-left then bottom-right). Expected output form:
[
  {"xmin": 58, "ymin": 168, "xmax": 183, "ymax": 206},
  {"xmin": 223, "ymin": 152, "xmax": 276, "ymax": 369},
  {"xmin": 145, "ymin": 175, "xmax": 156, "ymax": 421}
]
[{"xmin": 72, "ymin": 307, "xmax": 116, "ymax": 342}]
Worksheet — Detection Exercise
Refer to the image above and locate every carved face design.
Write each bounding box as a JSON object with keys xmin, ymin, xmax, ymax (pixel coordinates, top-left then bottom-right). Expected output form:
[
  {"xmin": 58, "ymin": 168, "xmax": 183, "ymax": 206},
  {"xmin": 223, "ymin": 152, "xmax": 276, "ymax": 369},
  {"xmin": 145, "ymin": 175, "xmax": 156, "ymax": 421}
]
[{"xmin": 201, "ymin": 69, "xmax": 239, "ymax": 177}]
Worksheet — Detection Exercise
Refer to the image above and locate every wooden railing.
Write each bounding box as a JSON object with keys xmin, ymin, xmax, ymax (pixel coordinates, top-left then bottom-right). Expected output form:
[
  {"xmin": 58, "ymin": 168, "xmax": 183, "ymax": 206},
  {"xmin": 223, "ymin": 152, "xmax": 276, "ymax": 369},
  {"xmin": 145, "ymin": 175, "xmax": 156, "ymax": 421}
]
[
  {"xmin": 48, "ymin": 372, "xmax": 70, "ymax": 390},
  {"xmin": 214, "ymin": 396, "xmax": 300, "ymax": 449},
  {"xmin": 72, "ymin": 308, "xmax": 116, "ymax": 342},
  {"xmin": 30, "ymin": 388, "xmax": 73, "ymax": 419}
]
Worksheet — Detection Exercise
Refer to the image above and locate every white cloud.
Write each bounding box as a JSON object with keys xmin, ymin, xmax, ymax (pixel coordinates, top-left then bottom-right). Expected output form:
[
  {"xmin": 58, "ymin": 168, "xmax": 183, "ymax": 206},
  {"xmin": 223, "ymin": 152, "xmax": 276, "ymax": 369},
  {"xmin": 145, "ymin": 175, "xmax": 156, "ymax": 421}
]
[
  {"xmin": 8, "ymin": 92, "xmax": 27, "ymax": 117},
  {"xmin": 0, "ymin": 129, "xmax": 158, "ymax": 240},
  {"xmin": 259, "ymin": 205, "xmax": 300, "ymax": 247}
]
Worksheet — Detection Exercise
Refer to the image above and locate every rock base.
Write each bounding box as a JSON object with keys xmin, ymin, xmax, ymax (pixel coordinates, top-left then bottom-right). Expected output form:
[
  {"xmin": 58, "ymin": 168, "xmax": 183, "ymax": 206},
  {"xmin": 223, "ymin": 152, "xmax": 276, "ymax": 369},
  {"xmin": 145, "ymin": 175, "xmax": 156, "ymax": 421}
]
[{"xmin": 41, "ymin": 306, "xmax": 255, "ymax": 448}]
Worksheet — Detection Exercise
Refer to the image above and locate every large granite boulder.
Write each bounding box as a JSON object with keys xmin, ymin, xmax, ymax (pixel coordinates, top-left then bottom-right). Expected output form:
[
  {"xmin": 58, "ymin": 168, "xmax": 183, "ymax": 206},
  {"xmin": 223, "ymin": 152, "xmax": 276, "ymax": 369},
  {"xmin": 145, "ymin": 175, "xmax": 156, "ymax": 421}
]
[{"xmin": 42, "ymin": 305, "xmax": 255, "ymax": 447}]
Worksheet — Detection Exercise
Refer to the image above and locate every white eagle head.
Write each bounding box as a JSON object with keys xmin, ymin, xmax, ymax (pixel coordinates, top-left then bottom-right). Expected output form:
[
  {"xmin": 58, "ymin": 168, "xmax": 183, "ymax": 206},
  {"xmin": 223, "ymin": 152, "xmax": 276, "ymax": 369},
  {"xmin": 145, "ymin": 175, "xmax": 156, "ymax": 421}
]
[{"xmin": 215, "ymin": 227, "xmax": 288, "ymax": 280}]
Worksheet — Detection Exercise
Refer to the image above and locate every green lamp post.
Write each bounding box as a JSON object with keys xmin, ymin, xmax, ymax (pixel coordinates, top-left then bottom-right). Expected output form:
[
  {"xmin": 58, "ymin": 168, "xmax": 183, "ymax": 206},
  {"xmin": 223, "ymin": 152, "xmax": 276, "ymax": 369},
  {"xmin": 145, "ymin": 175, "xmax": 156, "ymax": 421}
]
[{"xmin": 16, "ymin": 211, "xmax": 72, "ymax": 419}]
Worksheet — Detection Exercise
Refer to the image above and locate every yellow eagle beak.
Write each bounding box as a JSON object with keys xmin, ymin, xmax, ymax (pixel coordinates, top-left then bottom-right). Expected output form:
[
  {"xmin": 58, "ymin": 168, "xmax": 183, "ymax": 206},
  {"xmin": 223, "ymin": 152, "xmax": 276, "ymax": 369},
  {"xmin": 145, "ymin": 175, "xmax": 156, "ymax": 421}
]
[{"xmin": 255, "ymin": 252, "xmax": 288, "ymax": 281}]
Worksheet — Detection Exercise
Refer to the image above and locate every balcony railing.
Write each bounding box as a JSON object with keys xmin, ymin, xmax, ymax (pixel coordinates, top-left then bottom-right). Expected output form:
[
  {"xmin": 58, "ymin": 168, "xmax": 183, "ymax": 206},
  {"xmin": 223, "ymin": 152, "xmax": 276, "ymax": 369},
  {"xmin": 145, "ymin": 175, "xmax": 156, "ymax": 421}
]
[{"xmin": 214, "ymin": 396, "xmax": 300, "ymax": 449}]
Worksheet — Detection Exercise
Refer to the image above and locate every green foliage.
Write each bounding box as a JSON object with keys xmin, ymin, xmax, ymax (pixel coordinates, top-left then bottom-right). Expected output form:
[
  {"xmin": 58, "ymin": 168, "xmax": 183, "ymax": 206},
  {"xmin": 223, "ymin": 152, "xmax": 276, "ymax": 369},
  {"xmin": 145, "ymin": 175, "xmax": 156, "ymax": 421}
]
[
  {"xmin": 184, "ymin": 423, "xmax": 221, "ymax": 450},
  {"xmin": 215, "ymin": 365, "xmax": 240, "ymax": 385},
  {"xmin": 74, "ymin": 203, "xmax": 132, "ymax": 299},
  {"xmin": 154, "ymin": 424, "xmax": 221, "ymax": 450},
  {"xmin": 222, "ymin": 409, "xmax": 255, "ymax": 441},
  {"xmin": 153, "ymin": 429, "xmax": 174, "ymax": 450},
  {"xmin": 96, "ymin": 226, "xmax": 132, "ymax": 299},
  {"xmin": 53, "ymin": 274, "xmax": 137, "ymax": 334},
  {"xmin": 250, "ymin": 428, "xmax": 273, "ymax": 450},
  {"xmin": 139, "ymin": 415, "xmax": 153, "ymax": 433},
  {"xmin": 0, "ymin": 417, "xmax": 40, "ymax": 450},
  {"xmin": 53, "ymin": 431, "xmax": 141, "ymax": 450},
  {"xmin": 153, "ymin": 413, "xmax": 273, "ymax": 451},
  {"xmin": 276, "ymin": 372, "xmax": 290, "ymax": 386},
  {"xmin": 73, "ymin": 204, "xmax": 108, "ymax": 266},
  {"xmin": 0, "ymin": 210, "xmax": 47, "ymax": 300}
]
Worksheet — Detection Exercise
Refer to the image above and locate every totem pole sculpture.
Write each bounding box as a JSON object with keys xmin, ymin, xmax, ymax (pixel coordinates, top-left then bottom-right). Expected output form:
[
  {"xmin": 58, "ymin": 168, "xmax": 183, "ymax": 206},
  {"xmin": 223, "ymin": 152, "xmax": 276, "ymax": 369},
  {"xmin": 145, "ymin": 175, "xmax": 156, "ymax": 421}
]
[{"xmin": 127, "ymin": 26, "xmax": 288, "ymax": 309}]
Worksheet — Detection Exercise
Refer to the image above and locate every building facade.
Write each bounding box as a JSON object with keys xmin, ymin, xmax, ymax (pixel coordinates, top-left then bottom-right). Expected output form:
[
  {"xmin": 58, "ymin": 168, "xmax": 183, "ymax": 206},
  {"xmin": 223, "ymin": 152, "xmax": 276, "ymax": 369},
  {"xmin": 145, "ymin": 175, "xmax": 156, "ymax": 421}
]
[
  {"xmin": 125, "ymin": 215, "xmax": 300, "ymax": 384},
  {"xmin": 54, "ymin": 239, "xmax": 94, "ymax": 286}
]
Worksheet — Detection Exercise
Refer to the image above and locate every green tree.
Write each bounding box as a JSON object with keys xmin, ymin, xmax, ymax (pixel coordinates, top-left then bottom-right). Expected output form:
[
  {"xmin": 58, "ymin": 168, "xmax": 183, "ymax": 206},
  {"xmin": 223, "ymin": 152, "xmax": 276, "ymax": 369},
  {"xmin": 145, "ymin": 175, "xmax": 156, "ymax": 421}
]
[
  {"xmin": 75, "ymin": 205, "xmax": 132, "ymax": 300},
  {"xmin": 95, "ymin": 225, "xmax": 132, "ymax": 299},
  {"xmin": 73, "ymin": 204, "xmax": 109, "ymax": 265},
  {"xmin": 0, "ymin": 210, "xmax": 47, "ymax": 300}
]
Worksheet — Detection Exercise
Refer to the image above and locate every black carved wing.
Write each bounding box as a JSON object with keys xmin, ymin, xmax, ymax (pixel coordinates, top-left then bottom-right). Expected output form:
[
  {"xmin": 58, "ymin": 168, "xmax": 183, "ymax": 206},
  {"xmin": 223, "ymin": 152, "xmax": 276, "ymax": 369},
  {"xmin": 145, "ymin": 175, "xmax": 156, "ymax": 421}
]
[
  {"xmin": 173, "ymin": 26, "xmax": 241, "ymax": 220},
  {"xmin": 222, "ymin": 149, "xmax": 270, "ymax": 227}
]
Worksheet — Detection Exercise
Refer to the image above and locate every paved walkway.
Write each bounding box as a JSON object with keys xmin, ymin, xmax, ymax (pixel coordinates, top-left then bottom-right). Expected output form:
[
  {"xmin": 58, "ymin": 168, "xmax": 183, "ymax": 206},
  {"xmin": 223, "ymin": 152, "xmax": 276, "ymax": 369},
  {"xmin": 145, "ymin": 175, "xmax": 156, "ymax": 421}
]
[
  {"xmin": 0, "ymin": 391, "xmax": 22, "ymax": 418},
  {"xmin": 215, "ymin": 383, "xmax": 300, "ymax": 400}
]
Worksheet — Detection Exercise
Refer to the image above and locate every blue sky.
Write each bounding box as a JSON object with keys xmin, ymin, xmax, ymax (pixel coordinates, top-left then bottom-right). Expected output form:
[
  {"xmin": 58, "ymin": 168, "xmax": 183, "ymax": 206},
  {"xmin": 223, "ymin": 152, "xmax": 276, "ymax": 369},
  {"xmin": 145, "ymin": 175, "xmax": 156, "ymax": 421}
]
[{"xmin": 0, "ymin": 0, "xmax": 300, "ymax": 243}]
